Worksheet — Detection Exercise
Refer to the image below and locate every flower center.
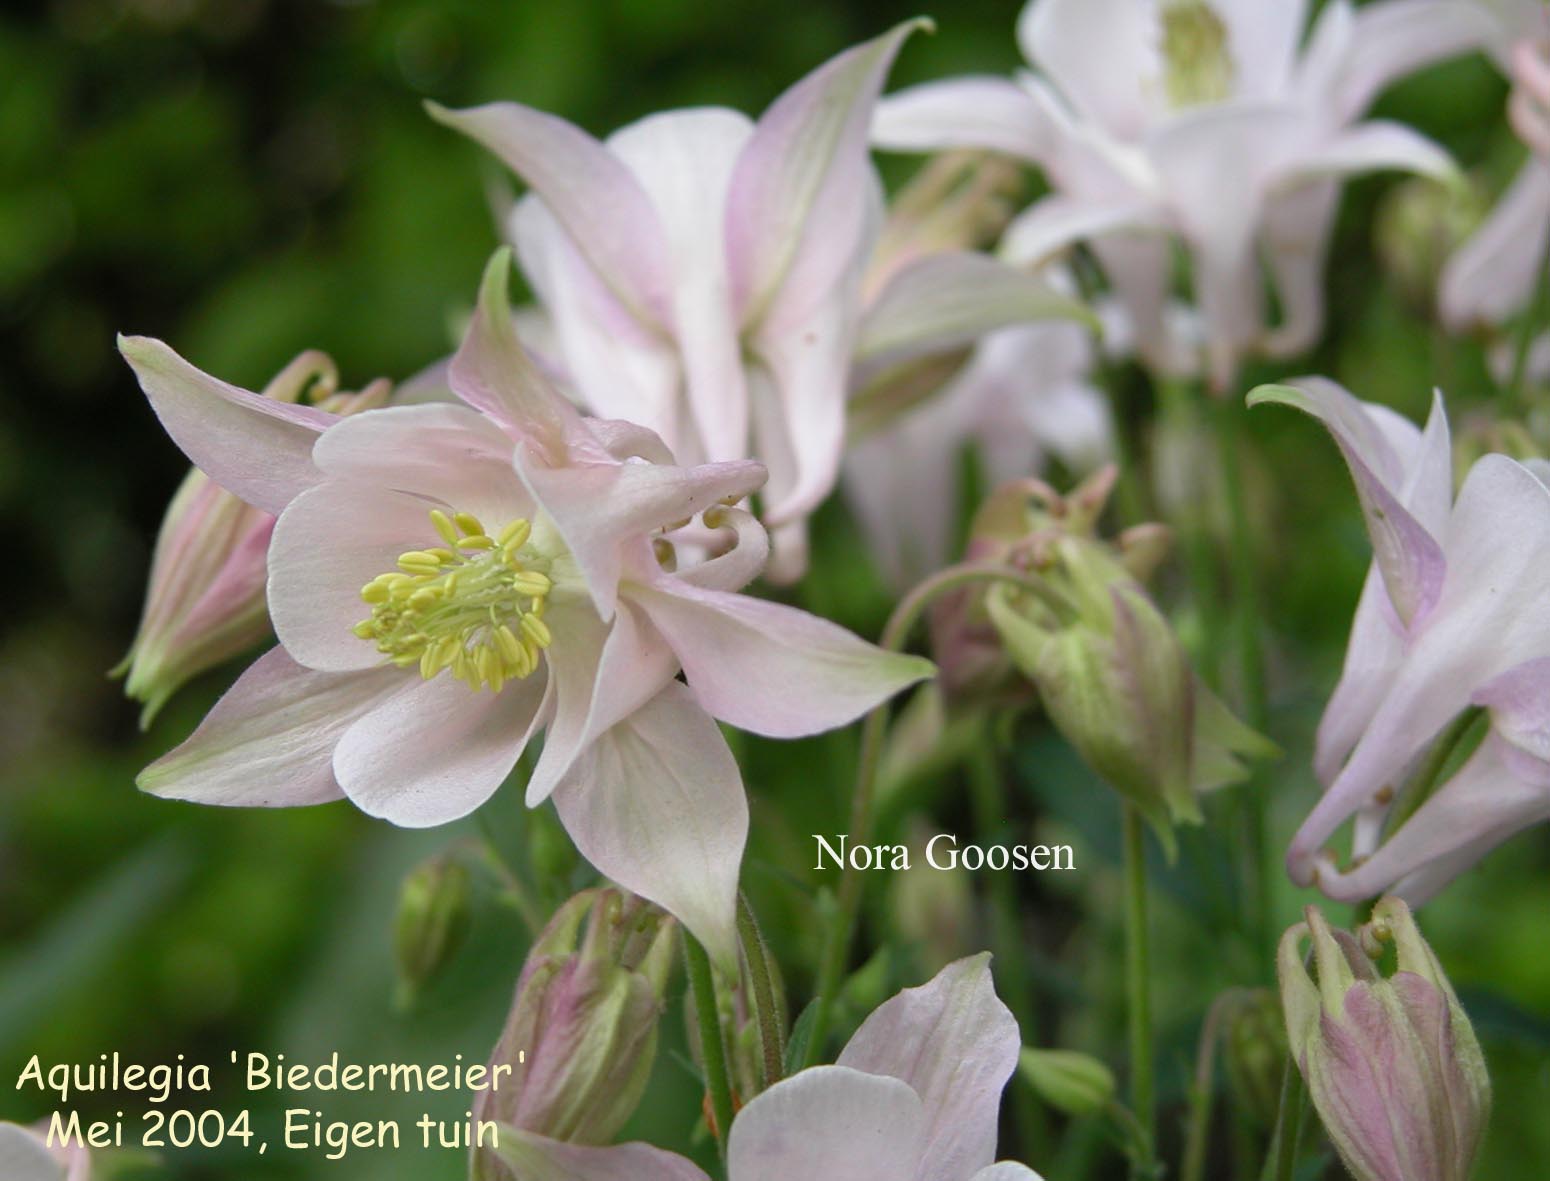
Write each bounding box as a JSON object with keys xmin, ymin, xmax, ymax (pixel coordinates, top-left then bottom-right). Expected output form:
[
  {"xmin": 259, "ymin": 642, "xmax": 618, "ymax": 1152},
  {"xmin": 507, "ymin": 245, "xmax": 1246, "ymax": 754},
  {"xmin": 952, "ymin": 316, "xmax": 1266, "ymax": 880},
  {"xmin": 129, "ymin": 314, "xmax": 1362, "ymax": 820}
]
[
  {"xmin": 1159, "ymin": 0, "xmax": 1233, "ymax": 108},
  {"xmin": 354, "ymin": 509, "xmax": 553, "ymax": 693}
]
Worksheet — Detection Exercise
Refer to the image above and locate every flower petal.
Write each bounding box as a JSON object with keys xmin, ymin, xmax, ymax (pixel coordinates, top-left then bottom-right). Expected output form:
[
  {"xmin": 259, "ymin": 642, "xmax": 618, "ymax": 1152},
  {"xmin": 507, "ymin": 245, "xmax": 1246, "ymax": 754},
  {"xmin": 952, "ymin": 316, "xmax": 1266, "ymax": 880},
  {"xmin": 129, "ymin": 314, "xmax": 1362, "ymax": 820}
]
[
  {"xmin": 515, "ymin": 442, "xmax": 766, "ymax": 620},
  {"xmin": 119, "ymin": 335, "xmax": 333, "ymax": 515},
  {"xmin": 630, "ymin": 578, "xmax": 933, "ymax": 737},
  {"xmin": 1278, "ymin": 120, "xmax": 1455, "ymax": 188},
  {"xmin": 1261, "ymin": 179, "xmax": 1341, "ymax": 359},
  {"xmin": 970, "ymin": 1166, "xmax": 1049, "ymax": 1181},
  {"xmin": 727, "ymin": 1066, "xmax": 925, "ymax": 1181},
  {"xmin": 999, "ymin": 195, "xmax": 1167, "ymax": 269},
  {"xmin": 1247, "ymin": 380, "xmax": 1446, "ymax": 626},
  {"xmin": 484, "ymin": 1128, "xmax": 710, "ymax": 1181},
  {"xmin": 871, "ymin": 76, "xmax": 1051, "ymax": 161},
  {"xmin": 1439, "ymin": 158, "xmax": 1550, "ymax": 331},
  {"xmin": 0, "ymin": 1124, "xmax": 64, "ymax": 1181},
  {"xmin": 427, "ymin": 101, "xmax": 672, "ymax": 328},
  {"xmin": 1324, "ymin": 0, "xmax": 1499, "ymax": 121},
  {"xmin": 726, "ymin": 20, "xmax": 924, "ymax": 324},
  {"xmin": 1018, "ymin": 0, "xmax": 1156, "ymax": 138},
  {"xmin": 838, "ymin": 953, "xmax": 1020, "ymax": 1181},
  {"xmin": 855, "ymin": 251, "xmax": 1095, "ymax": 372},
  {"xmin": 333, "ymin": 666, "xmax": 544, "ymax": 827},
  {"xmin": 550, "ymin": 681, "xmax": 747, "ymax": 970},
  {"xmin": 138, "ymin": 647, "xmax": 402, "ymax": 807}
]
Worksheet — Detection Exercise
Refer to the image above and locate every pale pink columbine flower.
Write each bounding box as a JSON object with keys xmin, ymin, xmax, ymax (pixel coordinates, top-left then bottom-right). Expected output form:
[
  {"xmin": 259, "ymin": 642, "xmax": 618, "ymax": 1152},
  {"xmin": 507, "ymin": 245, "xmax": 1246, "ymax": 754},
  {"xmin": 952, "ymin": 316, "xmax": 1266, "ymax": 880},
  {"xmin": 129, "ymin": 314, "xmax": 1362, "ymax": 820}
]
[
  {"xmin": 1439, "ymin": 3, "xmax": 1550, "ymax": 342},
  {"xmin": 1250, "ymin": 377, "xmax": 1550, "ymax": 902},
  {"xmin": 121, "ymin": 251, "xmax": 931, "ymax": 965},
  {"xmin": 0, "ymin": 1123, "xmax": 89, "ymax": 1181},
  {"xmin": 486, "ymin": 954, "xmax": 1045, "ymax": 1181},
  {"xmin": 430, "ymin": 23, "xmax": 1078, "ymax": 580},
  {"xmin": 874, "ymin": 0, "xmax": 1492, "ymax": 389},
  {"xmin": 845, "ymin": 313, "xmax": 1114, "ymax": 590},
  {"xmin": 117, "ymin": 352, "xmax": 390, "ymax": 726}
]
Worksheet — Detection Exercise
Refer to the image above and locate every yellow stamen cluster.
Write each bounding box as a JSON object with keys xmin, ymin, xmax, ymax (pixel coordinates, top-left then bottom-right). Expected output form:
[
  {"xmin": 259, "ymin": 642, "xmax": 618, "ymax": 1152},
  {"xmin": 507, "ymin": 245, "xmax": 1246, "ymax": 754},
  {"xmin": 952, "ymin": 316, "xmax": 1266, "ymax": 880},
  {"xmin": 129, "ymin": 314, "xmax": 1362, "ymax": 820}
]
[
  {"xmin": 354, "ymin": 509, "xmax": 553, "ymax": 692},
  {"xmin": 1159, "ymin": 0, "xmax": 1234, "ymax": 108}
]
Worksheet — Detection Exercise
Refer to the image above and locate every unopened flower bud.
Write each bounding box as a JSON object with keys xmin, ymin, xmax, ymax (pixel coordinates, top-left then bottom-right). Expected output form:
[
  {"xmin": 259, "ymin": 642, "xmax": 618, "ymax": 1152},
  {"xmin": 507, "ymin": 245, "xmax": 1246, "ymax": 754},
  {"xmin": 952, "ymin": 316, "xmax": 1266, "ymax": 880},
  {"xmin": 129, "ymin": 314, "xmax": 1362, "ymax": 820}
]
[
  {"xmin": 1375, "ymin": 176, "xmax": 1485, "ymax": 310},
  {"xmin": 393, "ymin": 852, "xmax": 473, "ymax": 1009},
  {"xmin": 117, "ymin": 352, "xmax": 391, "ymax": 726},
  {"xmin": 1018, "ymin": 1047, "xmax": 1116, "ymax": 1117},
  {"xmin": 1221, "ymin": 989, "xmax": 1285, "ymax": 1129},
  {"xmin": 473, "ymin": 888, "xmax": 676, "ymax": 1173},
  {"xmin": 1279, "ymin": 896, "xmax": 1490, "ymax": 1181}
]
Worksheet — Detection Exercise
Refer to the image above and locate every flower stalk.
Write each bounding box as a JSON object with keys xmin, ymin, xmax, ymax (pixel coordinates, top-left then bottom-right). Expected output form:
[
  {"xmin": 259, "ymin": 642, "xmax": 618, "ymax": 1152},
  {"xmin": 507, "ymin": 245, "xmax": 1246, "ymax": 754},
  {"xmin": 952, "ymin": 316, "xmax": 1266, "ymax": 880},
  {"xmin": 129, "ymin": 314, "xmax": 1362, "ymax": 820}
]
[{"xmin": 685, "ymin": 933, "xmax": 736, "ymax": 1159}]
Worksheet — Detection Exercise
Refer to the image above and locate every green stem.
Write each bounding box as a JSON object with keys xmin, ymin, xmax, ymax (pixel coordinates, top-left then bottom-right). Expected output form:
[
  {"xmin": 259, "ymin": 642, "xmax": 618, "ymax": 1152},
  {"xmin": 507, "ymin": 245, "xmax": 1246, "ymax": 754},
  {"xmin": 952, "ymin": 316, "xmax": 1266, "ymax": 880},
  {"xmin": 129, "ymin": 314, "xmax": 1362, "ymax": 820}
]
[
  {"xmin": 1122, "ymin": 805, "xmax": 1156, "ymax": 1179},
  {"xmin": 1181, "ymin": 990, "xmax": 1248, "ymax": 1181},
  {"xmin": 1259, "ymin": 1057, "xmax": 1306, "ymax": 1181},
  {"xmin": 1508, "ymin": 223, "xmax": 1550, "ymax": 402},
  {"xmin": 737, "ymin": 893, "xmax": 785, "ymax": 1091},
  {"xmin": 685, "ymin": 934, "xmax": 736, "ymax": 1159},
  {"xmin": 802, "ymin": 562, "xmax": 1053, "ymax": 1068}
]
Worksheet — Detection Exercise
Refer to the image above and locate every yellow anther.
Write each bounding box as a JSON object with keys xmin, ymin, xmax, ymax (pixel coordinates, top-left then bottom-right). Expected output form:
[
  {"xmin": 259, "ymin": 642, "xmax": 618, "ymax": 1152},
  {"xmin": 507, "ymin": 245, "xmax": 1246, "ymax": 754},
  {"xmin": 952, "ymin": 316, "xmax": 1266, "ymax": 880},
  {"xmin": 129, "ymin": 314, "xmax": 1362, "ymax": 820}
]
[
  {"xmin": 662, "ymin": 516, "xmax": 693, "ymax": 532},
  {"xmin": 354, "ymin": 508, "xmax": 556, "ymax": 693},
  {"xmin": 519, "ymin": 612, "xmax": 552, "ymax": 649},
  {"xmin": 702, "ymin": 506, "xmax": 726, "ymax": 530},
  {"xmin": 430, "ymin": 510, "xmax": 459, "ymax": 546},
  {"xmin": 653, "ymin": 539, "xmax": 678, "ymax": 571}
]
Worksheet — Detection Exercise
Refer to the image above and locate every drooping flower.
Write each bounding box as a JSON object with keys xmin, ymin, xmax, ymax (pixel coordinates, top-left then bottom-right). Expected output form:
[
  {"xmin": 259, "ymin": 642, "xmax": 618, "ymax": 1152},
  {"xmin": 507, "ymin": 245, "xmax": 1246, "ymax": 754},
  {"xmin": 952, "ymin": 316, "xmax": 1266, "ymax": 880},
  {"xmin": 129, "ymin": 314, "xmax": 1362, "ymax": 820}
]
[
  {"xmin": 1278, "ymin": 896, "xmax": 1489, "ymax": 1181},
  {"xmin": 873, "ymin": 0, "xmax": 1491, "ymax": 388},
  {"xmin": 0, "ymin": 1123, "xmax": 89, "ymax": 1181},
  {"xmin": 116, "ymin": 351, "xmax": 390, "ymax": 726},
  {"xmin": 482, "ymin": 954, "xmax": 1046, "ymax": 1181},
  {"xmin": 472, "ymin": 888, "xmax": 676, "ymax": 1175},
  {"xmin": 122, "ymin": 250, "xmax": 931, "ymax": 965},
  {"xmin": 431, "ymin": 24, "xmax": 1086, "ymax": 580},
  {"xmin": 1251, "ymin": 378, "xmax": 1550, "ymax": 902},
  {"xmin": 1439, "ymin": 4, "xmax": 1550, "ymax": 341}
]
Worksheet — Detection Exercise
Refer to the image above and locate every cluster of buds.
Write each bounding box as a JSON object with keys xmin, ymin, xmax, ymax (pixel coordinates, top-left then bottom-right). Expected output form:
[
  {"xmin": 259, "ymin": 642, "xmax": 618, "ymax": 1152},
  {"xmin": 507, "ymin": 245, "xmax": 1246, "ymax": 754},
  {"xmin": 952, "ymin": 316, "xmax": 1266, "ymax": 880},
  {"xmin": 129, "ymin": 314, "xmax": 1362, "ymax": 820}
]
[
  {"xmin": 960, "ymin": 467, "xmax": 1271, "ymax": 854},
  {"xmin": 116, "ymin": 352, "xmax": 390, "ymax": 725},
  {"xmin": 472, "ymin": 888, "xmax": 676, "ymax": 1176},
  {"xmin": 1279, "ymin": 897, "xmax": 1490, "ymax": 1181}
]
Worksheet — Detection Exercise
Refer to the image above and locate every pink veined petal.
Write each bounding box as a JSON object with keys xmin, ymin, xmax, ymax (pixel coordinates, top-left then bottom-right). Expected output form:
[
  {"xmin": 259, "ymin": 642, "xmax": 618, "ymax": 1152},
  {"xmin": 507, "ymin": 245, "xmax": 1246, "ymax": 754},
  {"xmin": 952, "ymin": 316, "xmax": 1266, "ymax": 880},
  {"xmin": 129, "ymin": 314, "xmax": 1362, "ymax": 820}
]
[
  {"xmin": 1314, "ymin": 566, "xmax": 1407, "ymax": 784},
  {"xmin": 426, "ymin": 101, "xmax": 673, "ymax": 329},
  {"xmin": 871, "ymin": 76, "xmax": 1051, "ymax": 162},
  {"xmin": 1247, "ymin": 379, "xmax": 1446, "ymax": 627},
  {"xmin": 999, "ymin": 195, "xmax": 1168, "ymax": 269},
  {"xmin": 137, "ymin": 647, "xmax": 402, "ymax": 807},
  {"xmin": 515, "ymin": 440, "xmax": 767, "ymax": 620},
  {"xmin": 550, "ymin": 681, "xmax": 748, "ymax": 971},
  {"xmin": 838, "ymin": 954, "xmax": 1020, "ymax": 1181},
  {"xmin": 0, "ymin": 1124, "xmax": 65, "ymax": 1181},
  {"xmin": 308, "ymin": 401, "xmax": 537, "ymax": 528},
  {"xmin": 629, "ymin": 576, "xmax": 934, "ymax": 738},
  {"xmin": 726, "ymin": 1066, "xmax": 925, "ymax": 1181},
  {"xmin": 1325, "ymin": 0, "xmax": 1499, "ymax": 121},
  {"xmin": 485, "ymin": 1128, "xmax": 711, "ymax": 1181},
  {"xmin": 1316, "ymin": 730, "xmax": 1550, "ymax": 903},
  {"xmin": 511, "ymin": 197, "xmax": 687, "ymax": 451},
  {"xmin": 1290, "ymin": 454, "xmax": 1550, "ymax": 883},
  {"xmin": 525, "ymin": 596, "xmax": 679, "ymax": 807},
  {"xmin": 333, "ymin": 666, "xmax": 544, "ymax": 827},
  {"xmin": 726, "ymin": 19, "xmax": 924, "ymax": 325},
  {"xmin": 1017, "ymin": 0, "xmax": 1157, "ymax": 139},
  {"xmin": 119, "ymin": 335, "xmax": 334, "ymax": 516},
  {"xmin": 855, "ymin": 251, "xmax": 1094, "ymax": 373},
  {"xmin": 607, "ymin": 109, "xmax": 753, "ymax": 466},
  {"xmin": 1439, "ymin": 157, "xmax": 1550, "ymax": 331},
  {"xmin": 1473, "ymin": 656, "xmax": 1550, "ymax": 762},
  {"xmin": 449, "ymin": 249, "xmax": 592, "ymax": 459}
]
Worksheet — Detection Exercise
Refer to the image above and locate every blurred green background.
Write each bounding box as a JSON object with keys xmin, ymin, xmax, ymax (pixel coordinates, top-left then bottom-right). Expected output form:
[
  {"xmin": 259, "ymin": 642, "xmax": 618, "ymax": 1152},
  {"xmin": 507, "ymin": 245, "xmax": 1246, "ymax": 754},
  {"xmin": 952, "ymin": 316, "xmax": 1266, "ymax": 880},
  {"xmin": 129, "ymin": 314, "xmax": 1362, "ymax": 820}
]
[{"xmin": 1, "ymin": 1, "xmax": 1546, "ymax": 1177}]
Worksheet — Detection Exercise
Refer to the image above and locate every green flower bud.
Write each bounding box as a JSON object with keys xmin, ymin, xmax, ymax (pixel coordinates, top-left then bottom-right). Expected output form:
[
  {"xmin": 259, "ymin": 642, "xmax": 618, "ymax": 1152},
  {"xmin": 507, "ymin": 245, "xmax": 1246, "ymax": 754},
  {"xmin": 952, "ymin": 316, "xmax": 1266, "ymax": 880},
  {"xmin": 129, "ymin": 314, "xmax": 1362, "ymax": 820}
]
[
  {"xmin": 393, "ymin": 853, "xmax": 472, "ymax": 1009},
  {"xmin": 1221, "ymin": 989, "xmax": 1286, "ymax": 1129},
  {"xmin": 1019, "ymin": 1047, "xmax": 1117, "ymax": 1117}
]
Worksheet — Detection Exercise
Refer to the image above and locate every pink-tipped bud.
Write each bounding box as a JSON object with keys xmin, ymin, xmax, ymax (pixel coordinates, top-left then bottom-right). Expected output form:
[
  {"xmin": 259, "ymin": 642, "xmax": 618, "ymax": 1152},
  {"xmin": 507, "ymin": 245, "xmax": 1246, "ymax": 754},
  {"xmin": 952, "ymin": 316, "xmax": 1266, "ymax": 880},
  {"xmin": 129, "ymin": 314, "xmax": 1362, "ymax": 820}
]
[
  {"xmin": 117, "ymin": 352, "xmax": 390, "ymax": 726},
  {"xmin": 1279, "ymin": 897, "xmax": 1490, "ymax": 1181},
  {"xmin": 472, "ymin": 889, "xmax": 677, "ymax": 1173}
]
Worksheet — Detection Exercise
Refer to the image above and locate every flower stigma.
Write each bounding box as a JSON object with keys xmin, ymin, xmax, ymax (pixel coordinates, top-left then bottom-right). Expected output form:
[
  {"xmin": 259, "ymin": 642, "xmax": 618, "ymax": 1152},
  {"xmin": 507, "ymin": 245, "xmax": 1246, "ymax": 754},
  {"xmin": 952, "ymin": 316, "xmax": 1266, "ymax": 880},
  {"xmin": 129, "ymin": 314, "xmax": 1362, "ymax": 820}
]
[
  {"xmin": 354, "ymin": 509, "xmax": 553, "ymax": 692},
  {"xmin": 1159, "ymin": 0, "xmax": 1234, "ymax": 108}
]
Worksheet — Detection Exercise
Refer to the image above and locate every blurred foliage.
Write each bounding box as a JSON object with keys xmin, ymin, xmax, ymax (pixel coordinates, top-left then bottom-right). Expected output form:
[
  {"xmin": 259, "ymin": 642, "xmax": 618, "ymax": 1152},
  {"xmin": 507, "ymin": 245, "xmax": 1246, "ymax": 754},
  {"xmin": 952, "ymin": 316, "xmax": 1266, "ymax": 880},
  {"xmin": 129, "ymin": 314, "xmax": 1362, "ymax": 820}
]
[{"xmin": 0, "ymin": 1, "xmax": 1547, "ymax": 1178}]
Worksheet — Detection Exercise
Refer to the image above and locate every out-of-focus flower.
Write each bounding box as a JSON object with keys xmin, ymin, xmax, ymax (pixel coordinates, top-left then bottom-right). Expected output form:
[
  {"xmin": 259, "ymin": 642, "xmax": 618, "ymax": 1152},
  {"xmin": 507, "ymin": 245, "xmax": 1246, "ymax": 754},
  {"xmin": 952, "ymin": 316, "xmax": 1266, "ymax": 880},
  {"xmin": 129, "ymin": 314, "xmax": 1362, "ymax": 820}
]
[
  {"xmin": 874, "ymin": 0, "xmax": 1488, "ymax": 388},
  {"xmin": 0, "ymin": 1123, "xmax": 89, "ymax": 1181},
  {"xmin": 976, "ymin": 469, "xmax": 1272, "ymax": 855},
  {"xmin": 1439, "ymin": 4, "xmax": 1550, "ymax": 337},
  {"xmin": 472, "ymin": 889, "xmax": 676, "ymax": 1174},
  {"xmin": 1251, "ymin": 379, "xmax": 1550, "ymax": 902},
  {"xmin": 393, "ymin": 851, "xmax": 473, "ymax": 1007},
  {"xmin": 116, "ymin": 352, "xmax": 390, "ymax": 726},
  {"xmin": 1278, "ymin": 896, "xmax": 1489, "ymax": 1181},
  {"xmin": 890, "ymin": 819, "xmax": 977, "ymax": 973},
  {"xmin": 122, "ymin": 250, "xmax": 930, "ymax": 966},
  {"xmin": 484, "ymin": 955, "xmax": 1046, "ymax": 1181},
  {"xmin": 1374, "ymin": 176, "xmax": 1487, "ymax": 310},
  {"xmin": 1220, "ymin": 989, "xmax": 1286, "ymax": 1129},
  {"xmin": 1017, "ymin": 1047, "xmax": 1116, "ymax": 1117},
  {"xmin": 432, "ymin": 26, "xmax": 1088, "ymax": 580}
]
